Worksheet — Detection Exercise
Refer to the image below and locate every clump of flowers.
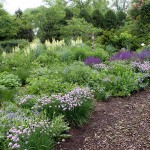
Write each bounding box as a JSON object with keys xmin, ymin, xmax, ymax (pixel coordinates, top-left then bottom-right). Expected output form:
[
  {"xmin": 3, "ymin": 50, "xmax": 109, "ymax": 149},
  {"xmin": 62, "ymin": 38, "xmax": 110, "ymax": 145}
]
[
  {"xmin": 71, "ymin": 37, "xmax": 83, "ymax": 46},
  {"xmin": 138, "ymin": 49, "xmax": 150, "ymax": 61},
  {"xmin": 19, "ymin": 95, "xmax": 37, "ymax": 109},
  {"xmin": 132, "ymin": 61, "xmax": 150, "ymax": 72},
  {"xmin": 36, "ymin": 87, "xmax": 93, "ymax": 111},
  {"xmin": 52, "ymin": 87, "xmax": 93, "ymax": 111},
  {"xmin": 92, "ymin": 63, "xmax": 109, "ymax": 70},
  {"xmin": 7, "ymin": 120, "xmax": 50, "ymax": 149},
  {"xmin": 110, "ymin": 51, "xmax": 136, "ymax": 61},
  {"xmin": 45, "ymin": 39, "xmax": 65, "ymax": 50},
  {"xmin": 84, "ymin": 57, "xmax": 101, "ymax": 66}
]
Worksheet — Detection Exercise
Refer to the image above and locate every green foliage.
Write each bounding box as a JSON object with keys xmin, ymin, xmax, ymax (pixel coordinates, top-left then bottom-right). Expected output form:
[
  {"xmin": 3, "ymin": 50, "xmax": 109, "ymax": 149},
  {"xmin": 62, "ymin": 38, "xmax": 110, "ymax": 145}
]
[
  {"xmin": 63, "ymin": 99, "xmax": 93, "ymax": 126},
  {"xmin": 61, "ymin": 17, "xmax": 100, "ymax": 40},
  {"xmin": 140, "ymin": 2, "xmax": 150, "ymax": 24},
  {"xmin": 15, "ymin": 9, "xmax": 34, "ymax": 42},
  {"xmin": 60, "ymin": 62, "xmax": 92, "ymax": 85},
  {"xmin": 72, "ymin": 47, "xmax": 87, "ymax": 61},
  {"xmin": 0, "ymin": 71, "xmax": 20, "ymax": 89},
  {"xmin": 37, "ymin": 4, "xmax": 66, "ymax": 42},
  {"xmin": 104, "ymin": 10, "xmax": 117, "ymax": 30},
  {"xmin": 19, "ymin": 115, "xmax": 69, "ymax": 150},
  {"xmin": 105, "ymin": 45, "xmax": 117, "ymax": 56},
  {"xmin": 79, "ymin": 9, "xmax": 91, "ymax": 23},
  {"xmin": 2, "ymin": 52, "xmax": 34, "ymax": 85},
  {"xmin": 86, "ymin": 48, "xmax": 109, "ymax": 61},
  {"xmin": 0, "ymin": 6, "xmax": 18, "ymax": 40},
  {"xmin": 21, "ymin": 128, "xmax": 54, "ymax": 150},
  {"xmin": 91, "ymin": 9, "xmax": 104, "ymax": 28},
  {"xmin": 0, "ymin": 72, "xmax": 20, "ymax": 101},
  {"xmin": 106, "ymin": 61, "xmax": 142, "ymax": 96},
  {"xmin": 26, "ymin": 67, "xmax": 75, "ymax": 95},
  {"xmin": 116, "ymin": 10, "xmax": 126, "ymax": 26},
  {"xmin": 0, "ymin": 39, "xmax": 29, "ymax": 53},
  {"xmin": 58, "ymin": 48, "xmax": 74, "ymax": 63}
]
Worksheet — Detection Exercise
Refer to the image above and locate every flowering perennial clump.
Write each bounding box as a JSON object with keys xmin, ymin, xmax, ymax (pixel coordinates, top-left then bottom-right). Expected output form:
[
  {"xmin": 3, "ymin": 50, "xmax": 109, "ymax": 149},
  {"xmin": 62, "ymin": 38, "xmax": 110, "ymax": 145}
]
[
  {"xmin": 52, "ymin": 87, "xmax": 93, "ymax": 110},
  {"xmin": 110, "ymin": 51, "xmax": 136, "ymax": 61},
  {"xmin": 19, "ymin": 95, "xmax": 36, "ymax": 105},
  {"xmin": 84, "ymin": 57, "xmax": 101, "ymax": 66},
  {"xmin": 110, "ymin": 50, "xmax": 150, "ymax": 61},
  {"xmin": 138, "ymin": 50, "xmax": 150, "ymax": 60},
  {"xmin": 45, "ymin": 39, "xmax": 65, "ymax": 50},
  {"xmin": 92, "ymin": 63, "xmax": 109, "ymax": 70},
  {"xmin": 132, "ymin": 61, "xmax": 150, "ymax": 72},
  {"xmin": 36, "ymin": 87, "xmax": 93, "ymax": 111},
  {"xmin": 7, "ymin": 120, "xmax": 50, "ymax": 149},
  {"xmin": 71, "ymin": 37, "xmax": 83, "ymax": 46}
]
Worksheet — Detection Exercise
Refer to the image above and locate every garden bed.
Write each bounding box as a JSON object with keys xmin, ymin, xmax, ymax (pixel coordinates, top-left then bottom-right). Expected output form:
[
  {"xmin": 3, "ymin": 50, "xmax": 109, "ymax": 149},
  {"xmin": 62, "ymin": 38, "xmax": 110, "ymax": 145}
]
[{"xmin": 57, "ymin": 88, "xmax": 150, "ymax": 150}]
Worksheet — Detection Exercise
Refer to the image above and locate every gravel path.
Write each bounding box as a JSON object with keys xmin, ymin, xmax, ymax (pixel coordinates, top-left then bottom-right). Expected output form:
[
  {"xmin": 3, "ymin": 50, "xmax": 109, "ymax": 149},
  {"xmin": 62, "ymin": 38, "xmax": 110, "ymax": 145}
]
[{"xmin": 56, "ymin": 88, "xmax": 150, "ymax": 150}]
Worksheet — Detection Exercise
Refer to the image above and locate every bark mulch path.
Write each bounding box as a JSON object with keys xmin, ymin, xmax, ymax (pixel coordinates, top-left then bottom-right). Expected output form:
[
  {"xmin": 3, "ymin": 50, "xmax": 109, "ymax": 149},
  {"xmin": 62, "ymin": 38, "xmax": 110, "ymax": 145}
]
[{"xmin": 56, "ymin": 88, "xmax": 150, "ymax": 150}]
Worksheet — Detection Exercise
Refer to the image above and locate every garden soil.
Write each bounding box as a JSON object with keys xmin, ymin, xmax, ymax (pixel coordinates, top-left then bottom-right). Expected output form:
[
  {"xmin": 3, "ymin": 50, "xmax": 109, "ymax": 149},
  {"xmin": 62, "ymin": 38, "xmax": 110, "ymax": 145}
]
[{"xmin": 56, "ymin": 88, "xmax": 150, "ymax": 150}]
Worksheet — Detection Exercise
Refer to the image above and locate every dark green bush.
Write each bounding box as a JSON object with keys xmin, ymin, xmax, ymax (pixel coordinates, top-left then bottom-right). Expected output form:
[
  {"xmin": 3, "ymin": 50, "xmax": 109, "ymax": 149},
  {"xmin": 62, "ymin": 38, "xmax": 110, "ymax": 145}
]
[{"xmin": 0, "ymin": 39, "xmax": 29, "ymax": 53}]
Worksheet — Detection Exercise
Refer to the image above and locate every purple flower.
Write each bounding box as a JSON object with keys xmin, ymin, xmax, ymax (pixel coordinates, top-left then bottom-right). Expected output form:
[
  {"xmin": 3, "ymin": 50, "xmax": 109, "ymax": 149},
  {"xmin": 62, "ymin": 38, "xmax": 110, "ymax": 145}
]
[
  {"xmin": 132, "ymin": 61, "xmax": 150, "ymax": 72},
  {"xmin": 84, "ymin": 57, "xmax": 101, "ymax": 66},
  {"xmin": 110, "ymin": 51, "xmax": 136, "ymax": 61},
  {"xmin": 138, "ymin": 50, "xmax": 150, "ymax": 61}
]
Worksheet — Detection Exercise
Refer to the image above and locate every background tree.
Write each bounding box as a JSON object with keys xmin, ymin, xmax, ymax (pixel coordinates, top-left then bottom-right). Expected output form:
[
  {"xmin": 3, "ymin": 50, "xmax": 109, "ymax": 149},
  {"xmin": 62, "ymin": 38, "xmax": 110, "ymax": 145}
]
[
  {"xmin": 14, "ymin": 9, "xmax": 34, "ymax": 42},
  {"xmin": 104, "ymin": 9, "xmax": 117, "ymax": 30},
  {"xmin": 91, "ymin": 9, "xmax": 104, "ymax": 28},
  {"xmin": 60, "ymin": 17, "xmax": 100, "ymax": 40},
  {"xmin": 79, "ymin": 8, "xmax": 91, "ymax": 23},
  {"xmin": 0, "ymin": 5, "xmax": 18, "ymax": 40},
  {"xmin": 116, "ymin": 10, "xmax": 126, "ymax": 27}
]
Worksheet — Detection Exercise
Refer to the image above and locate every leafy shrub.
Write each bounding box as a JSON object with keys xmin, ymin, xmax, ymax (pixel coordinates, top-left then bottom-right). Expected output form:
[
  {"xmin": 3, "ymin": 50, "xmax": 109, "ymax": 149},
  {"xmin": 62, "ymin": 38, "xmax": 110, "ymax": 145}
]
[
  {"xmin": 26, "ymin": 67, "xmax": 75, "ymax": 95},
  {"xmin": 105, "ymin": 45, "xmax": 116, "ymax": 56},
  {"xmin": 58, "ymin": 49, "xmax": 74, "ymax": 63},
  {"xmin": 86, "ymin": 48, "xmax": 109, "ymax": 61},
  {"xmin": 107, "ymin": 61, "xmax": 143, "ymax": 96},
  {"xmin": 61, "ymin": 62, "xmax": 92, "ymax": 85},
  {"xmin": 36, "ymin": 51, "xmax": 59, "ymax": 66},
  {"xmin": 2, "ymin": 52, "xmax": 34, "ymax": 85},
  {"xmin": 0, "ymin": 39, "xmax": 29, "ymax": 53},
  {"xmin": 72, "ymin": 47, "xmax": 87, "ymax": 61},
  {"xmin": 0, "ymin": 71, "xmax": 20, "ymax": 89}
]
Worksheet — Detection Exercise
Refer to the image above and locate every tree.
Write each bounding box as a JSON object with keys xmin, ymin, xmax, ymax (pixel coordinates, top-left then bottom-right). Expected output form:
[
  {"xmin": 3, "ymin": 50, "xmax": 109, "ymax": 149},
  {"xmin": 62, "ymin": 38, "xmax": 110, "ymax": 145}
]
[
  {"xmin": 14, "ymin": 9, "xmax": 34, "ymax": 42},
  {"xmin": 37, "ymin": 4, "xmax": 66, "ymax": 42},
  {"xmin": 79, "ymin": 8, "xmax": 91, "ymax": 23},
  {"xmin": 91, "ymin": 9, "xmax": 104, "ymax": 28},
  {"xmin": 116, "ymin": 10, "xmax": 126, "ymax": 27},
  {"xmin": 60, "ymin": 17, "xmax": 100, "ymax": 39},
  {"xmin": 104, "ymin": 10, "xmax": 117, "ymax": 30},
  {"xmin": 0, "ymin": 5, "xmax": 18, "ymax": 40}
]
